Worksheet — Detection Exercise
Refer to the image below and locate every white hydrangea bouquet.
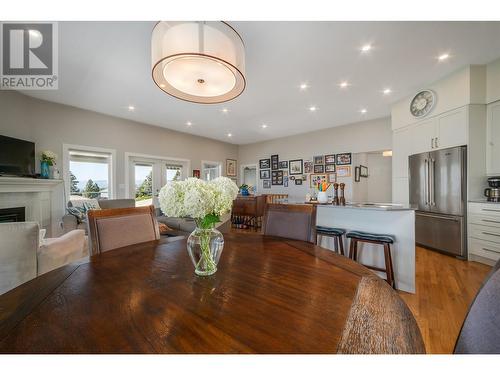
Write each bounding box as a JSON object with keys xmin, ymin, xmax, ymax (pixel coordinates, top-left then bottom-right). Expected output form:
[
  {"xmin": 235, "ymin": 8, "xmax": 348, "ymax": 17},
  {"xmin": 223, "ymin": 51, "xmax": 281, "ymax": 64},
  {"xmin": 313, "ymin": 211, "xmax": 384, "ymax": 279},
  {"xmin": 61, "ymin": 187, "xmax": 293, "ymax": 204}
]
[{"xmin": 159, "ymin": 177, "xmax": 238, "ymax": 276}]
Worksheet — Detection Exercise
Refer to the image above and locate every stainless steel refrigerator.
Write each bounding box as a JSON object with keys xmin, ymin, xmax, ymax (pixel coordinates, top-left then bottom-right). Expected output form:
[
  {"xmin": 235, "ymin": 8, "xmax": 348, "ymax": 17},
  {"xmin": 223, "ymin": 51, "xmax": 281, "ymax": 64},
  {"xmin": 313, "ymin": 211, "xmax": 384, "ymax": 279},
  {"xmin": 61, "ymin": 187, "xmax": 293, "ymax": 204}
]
[{"xmin": 409, "ymin": 146, "xmax": 467, "ymax": 258}]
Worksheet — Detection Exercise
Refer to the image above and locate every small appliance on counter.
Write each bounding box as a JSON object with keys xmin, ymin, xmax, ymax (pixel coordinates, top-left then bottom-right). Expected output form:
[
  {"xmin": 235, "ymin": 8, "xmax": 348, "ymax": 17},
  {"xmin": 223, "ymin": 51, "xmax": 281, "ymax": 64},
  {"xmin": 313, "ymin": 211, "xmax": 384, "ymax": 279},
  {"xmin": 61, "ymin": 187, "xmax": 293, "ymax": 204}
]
[{"xmin": 484, "ymin": 177, "xmax": 500, "ymax": 202}]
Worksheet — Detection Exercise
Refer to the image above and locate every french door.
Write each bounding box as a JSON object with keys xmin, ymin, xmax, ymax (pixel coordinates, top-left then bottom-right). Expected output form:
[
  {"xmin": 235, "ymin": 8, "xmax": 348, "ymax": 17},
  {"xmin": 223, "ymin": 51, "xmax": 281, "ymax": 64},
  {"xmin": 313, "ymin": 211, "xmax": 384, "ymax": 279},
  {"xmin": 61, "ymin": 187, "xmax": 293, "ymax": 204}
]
[{"xmin": 129, "ymin": 156, "xmax": 187, "ymax": 207}]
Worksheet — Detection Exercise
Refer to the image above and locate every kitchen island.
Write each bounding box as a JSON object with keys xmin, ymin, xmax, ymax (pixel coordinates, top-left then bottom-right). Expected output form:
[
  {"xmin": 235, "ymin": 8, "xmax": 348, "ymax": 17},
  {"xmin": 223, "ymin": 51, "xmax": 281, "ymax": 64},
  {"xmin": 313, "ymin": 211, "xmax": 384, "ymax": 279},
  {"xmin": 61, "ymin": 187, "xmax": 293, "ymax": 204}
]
[{"xmin": 316, "ymin": 203, "xmax": 416, "ymax": 293}]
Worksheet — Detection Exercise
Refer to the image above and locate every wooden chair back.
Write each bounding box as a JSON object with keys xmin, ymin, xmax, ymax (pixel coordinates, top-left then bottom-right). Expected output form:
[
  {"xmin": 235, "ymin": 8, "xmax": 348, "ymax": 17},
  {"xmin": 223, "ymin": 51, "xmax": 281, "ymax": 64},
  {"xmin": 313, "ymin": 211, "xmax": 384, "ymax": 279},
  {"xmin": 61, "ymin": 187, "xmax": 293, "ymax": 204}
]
[
  {"xmin": 87, "ymin": 205, "xmax": 160, "ymax": 255},
  {"xmin": 263, "ymin": 204, "xmax": 317, "ymax": 243}
]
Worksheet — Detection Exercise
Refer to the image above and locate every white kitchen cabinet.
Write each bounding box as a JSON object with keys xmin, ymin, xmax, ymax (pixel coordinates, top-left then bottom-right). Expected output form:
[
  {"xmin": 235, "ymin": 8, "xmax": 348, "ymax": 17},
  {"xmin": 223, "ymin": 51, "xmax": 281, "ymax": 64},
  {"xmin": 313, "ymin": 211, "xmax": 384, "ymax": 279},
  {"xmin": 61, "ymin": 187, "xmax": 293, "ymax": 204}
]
[
  {"xmin": 437, "ymin": 107, "xmax": 468, "ymax": 149},
  {"xmin": 468, "ymin": 202, "xmax": 500, "ymax": 265},
  {"xmin": 410, "ymin": 118, "xmax": 437, "ymax": 154},
  {"xmin": 487, "ymin": 100, "xmax": 500, "ymax": 175}
]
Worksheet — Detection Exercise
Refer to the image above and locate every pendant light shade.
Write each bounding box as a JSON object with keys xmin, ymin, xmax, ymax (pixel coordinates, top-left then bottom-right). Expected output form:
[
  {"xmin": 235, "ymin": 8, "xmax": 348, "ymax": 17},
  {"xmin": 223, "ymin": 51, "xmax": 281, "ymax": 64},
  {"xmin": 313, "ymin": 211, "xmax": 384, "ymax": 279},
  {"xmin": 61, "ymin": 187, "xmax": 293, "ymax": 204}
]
[{"xmin": 152, "ymin": 21, "xmax": 246, "ymax": 104}]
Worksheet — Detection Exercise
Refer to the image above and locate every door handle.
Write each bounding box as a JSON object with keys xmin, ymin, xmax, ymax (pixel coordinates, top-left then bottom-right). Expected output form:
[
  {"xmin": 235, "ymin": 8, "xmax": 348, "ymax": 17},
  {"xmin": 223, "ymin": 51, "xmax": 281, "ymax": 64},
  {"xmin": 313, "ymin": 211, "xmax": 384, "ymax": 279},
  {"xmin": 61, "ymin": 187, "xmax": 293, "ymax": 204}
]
[
  {"xmin": 431, "ymin": 138, "xmax": 434, "ymax": 149},
  {"xmin": 417, "ymin": 212, "xmax": 460, "ymax": 221},
  {"xmin": 429, "ymin": 158, "xmax": 436, "ymax": 206},
  {"xmin": 482, "ymin": 219, "xmax": 500, "ymax": 224},
  {"xmin": 435, "ymin": 137, "xmax": 439, "ymax": 148},
  {"xmin": 424, "ymin": 159, "xmax": 429, "ymax": 205},
  {"xmin": 482, "ymin": 247, "xmax": 500, "ymax": 254},
  {"xmin": 482, "ymin": 208, "xmax": 500, "ymax": 213},
  {"xmin": 482, "ymin": 231, "xmax": 500, "ymax": 238}
]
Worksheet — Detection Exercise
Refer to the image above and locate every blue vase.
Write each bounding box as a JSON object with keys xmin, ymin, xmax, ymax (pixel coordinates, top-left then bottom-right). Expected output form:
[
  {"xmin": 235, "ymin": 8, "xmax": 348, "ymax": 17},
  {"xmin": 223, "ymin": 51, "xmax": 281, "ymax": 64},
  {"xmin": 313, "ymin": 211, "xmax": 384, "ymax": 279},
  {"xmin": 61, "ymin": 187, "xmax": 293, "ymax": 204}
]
[
  {"xmin": 241, "ymin": 188, "xmax": 249, "ymax": 196},
  {"xmin": 40, "ymin": 161, "xmax": 50, "ymax": 179}
]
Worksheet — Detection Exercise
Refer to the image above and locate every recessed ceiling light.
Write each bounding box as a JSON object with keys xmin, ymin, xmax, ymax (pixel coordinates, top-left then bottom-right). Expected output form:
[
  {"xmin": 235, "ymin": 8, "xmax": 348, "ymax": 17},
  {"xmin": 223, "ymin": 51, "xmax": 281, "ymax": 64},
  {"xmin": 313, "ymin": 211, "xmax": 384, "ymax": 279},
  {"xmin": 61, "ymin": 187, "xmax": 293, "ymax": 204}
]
[
  {"xmin": 360, "ymin": 44, "xmax": 372, "ymax": 53},
  {"xmin": 186, "ymin": 121, "xmax": 192, "ymax": 126},
  {"xmin": 227, "ymin": 133, "xmax": 232, "ymax": 137},
  {"xmin": 221, "ymin": 108, "xmax": 229, "ymax": 113},
  {"xmin": 309, "ymin": 106, "xmax": 317, "ymax": 112},
  {"xmin": 300, "ymin": 83, "xmax": 308, "ymax": 90},
  {"xmin": 360, "ymin": 108, "xmax": 367, "ymax": 114},
  {"xmin": 383, "ymin": 88, "xmax": 392, "ymax": 95},
  {"xmin": 261, "ymin": 124, "xmax": 268, "ymax": 129},
  {"xmin": 339, "ymin": 81, "xmax": 350, "ymax": 88},
  {"xmin": 127, "ymin": 105, "xmax": 135, "ymax": 111},
  {"xmin": 438, "ymin": 53, "xmax": 450, "ymax": 61}
]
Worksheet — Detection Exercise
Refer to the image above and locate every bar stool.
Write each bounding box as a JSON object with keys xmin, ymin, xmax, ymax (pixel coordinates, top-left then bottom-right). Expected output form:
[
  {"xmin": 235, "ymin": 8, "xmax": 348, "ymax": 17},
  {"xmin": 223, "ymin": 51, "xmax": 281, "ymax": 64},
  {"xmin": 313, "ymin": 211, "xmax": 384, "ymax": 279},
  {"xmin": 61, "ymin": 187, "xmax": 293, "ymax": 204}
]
[
  {"xmin": 316, "ymin": 226, "xmax": 346, "ymax": 256},
  {"xmin": 346, "ymin": 230, "xmax": 395, "ymax": 288}
]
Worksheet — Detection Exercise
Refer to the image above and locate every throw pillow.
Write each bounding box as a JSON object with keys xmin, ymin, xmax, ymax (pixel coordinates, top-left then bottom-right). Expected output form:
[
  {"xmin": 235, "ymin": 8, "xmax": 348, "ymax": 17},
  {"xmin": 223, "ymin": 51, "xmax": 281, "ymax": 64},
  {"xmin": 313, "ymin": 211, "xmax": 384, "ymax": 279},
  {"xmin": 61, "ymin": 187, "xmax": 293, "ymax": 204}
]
[{"xmin": 67, "ymin": 206, "xmax": 85, "ymax": 224}]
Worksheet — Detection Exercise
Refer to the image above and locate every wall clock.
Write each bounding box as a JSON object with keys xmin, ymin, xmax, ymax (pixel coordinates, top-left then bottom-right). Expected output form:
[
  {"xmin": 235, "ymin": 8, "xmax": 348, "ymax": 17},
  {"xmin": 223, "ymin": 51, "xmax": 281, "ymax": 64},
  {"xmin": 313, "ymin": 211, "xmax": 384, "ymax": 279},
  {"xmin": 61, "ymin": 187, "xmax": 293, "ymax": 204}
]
[{"xmin": 410, "ymin": 90, "xmax": 435, "ymax": 118}]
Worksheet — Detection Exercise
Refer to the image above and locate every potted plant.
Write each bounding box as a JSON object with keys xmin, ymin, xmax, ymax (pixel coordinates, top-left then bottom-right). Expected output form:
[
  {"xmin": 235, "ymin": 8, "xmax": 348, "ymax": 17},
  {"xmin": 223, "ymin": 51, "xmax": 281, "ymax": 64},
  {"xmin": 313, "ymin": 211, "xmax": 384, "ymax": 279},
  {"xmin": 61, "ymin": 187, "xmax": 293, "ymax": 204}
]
[
  {"xmin": 158, "ymin": 177, "xmax": 238, "ymax": 276},
  {"xmin": 239, "ymin": 184, "xmax": 250, "ymax": 196}
]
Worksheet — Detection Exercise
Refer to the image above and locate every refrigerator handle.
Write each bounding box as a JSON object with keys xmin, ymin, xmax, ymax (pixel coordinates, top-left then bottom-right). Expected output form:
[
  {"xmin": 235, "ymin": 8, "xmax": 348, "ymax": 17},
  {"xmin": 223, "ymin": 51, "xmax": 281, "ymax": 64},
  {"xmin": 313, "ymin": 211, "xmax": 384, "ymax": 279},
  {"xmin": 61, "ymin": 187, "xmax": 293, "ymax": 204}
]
[
  {"xmin": 424, "ymin": 159, "xmax": 429, "ymax": 206},
  {"xmin": 430, "ymin": 158, "xmax": 436, "ymax": 206}
]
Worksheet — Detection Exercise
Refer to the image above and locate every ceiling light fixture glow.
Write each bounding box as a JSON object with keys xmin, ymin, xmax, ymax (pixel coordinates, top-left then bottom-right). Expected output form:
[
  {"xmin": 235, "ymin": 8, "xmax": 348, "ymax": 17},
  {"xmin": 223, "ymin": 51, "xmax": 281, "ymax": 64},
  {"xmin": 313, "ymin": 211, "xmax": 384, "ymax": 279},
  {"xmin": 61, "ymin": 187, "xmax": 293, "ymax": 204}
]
[
  {"xmin": 221, "ymin": 108, "xmax": 229, "ymax": 113},
  {"xmin": 227, "ymin": 133, "xmax": 232, "ymax": 137},
  {"xmin": 309, "ymin": 106, "xmax": 317, "ymax": 112},
  {"xmin": 383, "ymin": 88, "xmax": 392, "ymax": 95},
  {"xmin": 261, "ymin": 124, "xmax": 268, "ymax": 128},
  {"xmin": 360, "ymin": 108, "xmax": 367, "ymax": 114},
  {"xmin": 186, "ymin": 121, "xmax": 192, "ymax": 126},
  {"xmin": 152, "ymin": 21, "xmax": 246, "ymax": 104},
  {"xmin": 339, "ymin": 81, "xmax": 349, "ymax": 88},
  {"xmin": 300, "ymin": 83, "xmax": 308, "ymax": 90},
  {"xmin": 438, "ymin": 53, "xmax": 450, "ymax": 61},
  {"xmin": 383, "ymin": 150, "xmax": 393, "ymax": 157},
  {"xmin": 361, "ymin": 44, "xmax": 372, "ymax": 52},
  {"xmin": 128, "ymin": 105, "xmax": 135, "ymax": 111}
]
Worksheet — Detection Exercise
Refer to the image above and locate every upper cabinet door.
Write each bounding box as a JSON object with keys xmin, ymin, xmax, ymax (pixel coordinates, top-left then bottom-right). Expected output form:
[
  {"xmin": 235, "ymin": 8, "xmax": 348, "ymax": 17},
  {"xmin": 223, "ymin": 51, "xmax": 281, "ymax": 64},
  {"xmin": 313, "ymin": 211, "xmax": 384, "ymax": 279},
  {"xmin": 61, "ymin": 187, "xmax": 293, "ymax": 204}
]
[
  {"xmin": 436, "ymin": 107, "xmax": 468, "ymax": 149},
  {"xmin": 410, "ymin": 118, "xmax": 437, "ymax": 155},
  {"xmin": 487, "ymin": 101, "xmax": 500, "ymax": 175}
]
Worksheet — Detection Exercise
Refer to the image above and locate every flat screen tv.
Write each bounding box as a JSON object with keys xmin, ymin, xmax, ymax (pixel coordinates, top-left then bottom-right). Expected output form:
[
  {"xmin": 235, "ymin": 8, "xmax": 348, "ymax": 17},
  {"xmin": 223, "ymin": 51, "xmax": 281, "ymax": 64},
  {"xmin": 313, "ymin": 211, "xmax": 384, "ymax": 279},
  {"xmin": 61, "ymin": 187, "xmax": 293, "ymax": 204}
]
[{"xmin": 0, "ymin": 135, "xmax": 36, "ymax": 177}]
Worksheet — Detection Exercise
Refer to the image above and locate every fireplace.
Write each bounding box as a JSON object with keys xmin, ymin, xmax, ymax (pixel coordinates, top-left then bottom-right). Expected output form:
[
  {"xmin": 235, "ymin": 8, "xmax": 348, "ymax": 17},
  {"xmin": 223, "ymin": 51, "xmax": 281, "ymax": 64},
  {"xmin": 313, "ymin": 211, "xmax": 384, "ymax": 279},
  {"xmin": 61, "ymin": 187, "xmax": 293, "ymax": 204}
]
[{"xmin": 0, "ymin": 207, "xmax": 26, "ymax": 223}]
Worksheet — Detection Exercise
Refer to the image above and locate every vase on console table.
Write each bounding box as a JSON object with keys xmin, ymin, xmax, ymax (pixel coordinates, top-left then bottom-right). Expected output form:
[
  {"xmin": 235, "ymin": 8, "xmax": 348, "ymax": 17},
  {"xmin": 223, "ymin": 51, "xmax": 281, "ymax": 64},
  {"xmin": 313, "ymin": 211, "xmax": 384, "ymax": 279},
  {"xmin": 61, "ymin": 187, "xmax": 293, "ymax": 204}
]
[{"xmin": 317, "ymin": 191, "xmax": 328, "ymax": 204}]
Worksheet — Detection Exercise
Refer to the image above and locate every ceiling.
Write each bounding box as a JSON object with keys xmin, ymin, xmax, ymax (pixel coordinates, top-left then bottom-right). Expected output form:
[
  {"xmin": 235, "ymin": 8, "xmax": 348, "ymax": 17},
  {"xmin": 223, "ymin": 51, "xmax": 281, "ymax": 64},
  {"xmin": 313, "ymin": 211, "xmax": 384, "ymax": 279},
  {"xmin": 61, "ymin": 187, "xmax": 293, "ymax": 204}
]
[{"xmin": 22, "ymin": 21, "xmax": 500, "ymax": 145}]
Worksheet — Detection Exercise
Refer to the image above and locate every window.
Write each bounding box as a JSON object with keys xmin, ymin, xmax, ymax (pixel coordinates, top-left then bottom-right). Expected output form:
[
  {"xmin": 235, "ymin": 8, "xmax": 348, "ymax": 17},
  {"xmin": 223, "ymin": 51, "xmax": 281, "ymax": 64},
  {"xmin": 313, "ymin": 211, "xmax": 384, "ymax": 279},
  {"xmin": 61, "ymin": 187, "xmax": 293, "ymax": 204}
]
[
  {"xmin": 202, "ymin": 161, "xmax": 221, "ymax": 181},
  {"xmin": 166, "ymin": 164, "xmax": 183, "ymax": 183},
  {"xmin": 65, "ymin": 146, "xmax": 114, "ymax": 202}
]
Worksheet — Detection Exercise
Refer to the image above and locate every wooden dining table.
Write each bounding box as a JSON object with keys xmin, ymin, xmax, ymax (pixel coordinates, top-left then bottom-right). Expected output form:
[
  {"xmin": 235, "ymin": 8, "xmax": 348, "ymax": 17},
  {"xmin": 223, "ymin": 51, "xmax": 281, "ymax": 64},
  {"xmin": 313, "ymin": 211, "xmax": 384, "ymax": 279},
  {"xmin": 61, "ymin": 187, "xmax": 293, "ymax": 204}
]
[{"xmin": 0, "ymin": 233, "xmax": 425, "ymax": 354}]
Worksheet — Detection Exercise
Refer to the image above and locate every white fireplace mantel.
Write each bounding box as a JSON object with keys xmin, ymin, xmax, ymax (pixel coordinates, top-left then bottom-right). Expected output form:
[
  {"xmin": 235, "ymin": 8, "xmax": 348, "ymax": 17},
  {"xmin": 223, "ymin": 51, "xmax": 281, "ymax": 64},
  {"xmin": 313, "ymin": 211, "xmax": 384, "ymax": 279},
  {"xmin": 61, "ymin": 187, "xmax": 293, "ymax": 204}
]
[
  {"xmin": 0, "ymin": 177, "xmax": 65, "ymax": 236},
  {"xmin": 0, "ymin": 177, "xmax": 63, "ymax": 193}
]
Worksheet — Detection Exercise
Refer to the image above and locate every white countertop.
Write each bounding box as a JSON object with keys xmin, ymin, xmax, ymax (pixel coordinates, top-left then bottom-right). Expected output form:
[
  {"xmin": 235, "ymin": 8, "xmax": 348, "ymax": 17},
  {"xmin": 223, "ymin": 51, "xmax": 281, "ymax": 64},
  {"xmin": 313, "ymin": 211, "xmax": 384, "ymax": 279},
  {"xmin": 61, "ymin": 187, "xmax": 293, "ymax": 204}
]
[
  {"xmin": 469, "ymin": 199, "xmax": 500, "ymax": 205},
  {"xmin": 315, "ymin": 202, "xmax": 415, "ymax": 211}
]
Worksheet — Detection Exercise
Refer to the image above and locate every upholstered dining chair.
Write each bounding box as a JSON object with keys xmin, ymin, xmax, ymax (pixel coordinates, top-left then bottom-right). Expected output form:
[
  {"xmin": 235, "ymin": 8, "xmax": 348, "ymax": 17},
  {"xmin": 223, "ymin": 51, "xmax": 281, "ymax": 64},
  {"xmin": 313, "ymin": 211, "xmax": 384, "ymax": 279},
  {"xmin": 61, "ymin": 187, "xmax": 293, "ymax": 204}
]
[
  {"xmin": 87, "ymin": 205, "xmax": 160, "ymax": 255},
  {"xmin": 263, "ymin": 203, "xmax": 317, "ymax": 243},
  {"xmin": 454, "ymin": 258, "xmax": 500, "ymax": 354}
]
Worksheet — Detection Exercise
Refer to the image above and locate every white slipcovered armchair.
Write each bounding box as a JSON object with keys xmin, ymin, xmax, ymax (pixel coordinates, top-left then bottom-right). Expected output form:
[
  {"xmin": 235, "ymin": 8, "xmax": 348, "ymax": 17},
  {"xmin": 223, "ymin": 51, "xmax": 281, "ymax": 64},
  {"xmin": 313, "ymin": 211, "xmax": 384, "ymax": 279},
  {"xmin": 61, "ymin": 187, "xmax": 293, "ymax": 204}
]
[{"xmin": 0, "ymin": 222, "xmax": 87, "ymax": 296}]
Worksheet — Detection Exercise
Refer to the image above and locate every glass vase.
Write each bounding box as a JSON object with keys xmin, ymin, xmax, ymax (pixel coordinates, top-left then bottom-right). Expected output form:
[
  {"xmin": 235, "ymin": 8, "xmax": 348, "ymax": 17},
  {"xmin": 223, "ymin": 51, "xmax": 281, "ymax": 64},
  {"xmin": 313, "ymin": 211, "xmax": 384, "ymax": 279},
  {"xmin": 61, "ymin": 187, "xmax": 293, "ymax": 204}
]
[
  {"xmin": 40, "ymin": 161, "xmax": 50, "ymax": 179},
  {"xmin": 187, "ymin": 226, "xmax": 224, "ymax": 276}
]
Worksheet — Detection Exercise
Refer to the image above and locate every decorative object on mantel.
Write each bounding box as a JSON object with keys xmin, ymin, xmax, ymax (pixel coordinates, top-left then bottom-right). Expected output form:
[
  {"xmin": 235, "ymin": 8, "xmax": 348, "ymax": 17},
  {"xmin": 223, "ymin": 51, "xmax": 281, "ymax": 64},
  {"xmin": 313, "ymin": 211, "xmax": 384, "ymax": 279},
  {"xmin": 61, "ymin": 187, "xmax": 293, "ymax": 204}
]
[
  {"xmin": 226, "ymin": 159, "xmax": 237, "ymax": 177},
  {"xmin": 40, "ymin": 150, "xmax": 57, "ymax": 179},
  {"xmin": 325, "ymin": 164, "xmax": 336, "ymax": 173},
  {"xmin": 263, "ymin": 180, "xmax": 271, "ymax": 189},
  {"xmin": 158, "ymin": 177, "xmax": 238, "ymax": 276},
  {"xmin": 259, "ymin": 159, "xmax": 270, "ymax": 169},
  {"xmin": 193, "ymin": 169, "xmax": 201, "ymax": 178},
  {"xmin": 271, "ymin": 155, "xmax": 279, "ymax": 170},
  {"xmin": 260, "ymin": 169, "xmax": 270, "ymax": 179},
  {"xmin": 289, "ymin": 159, "xmax": 303, "ymax": 175},
  {"xmin": 336, "ymin": 165, "xmax": 351, "ymax": 178},
  {"xmin": 313, "ymin": 155, "xmax": 324, "ymax": 165},
  {"xmin": 354, "ymin": 166, "xmax": 361, "ymax": 182},
  {"xmin": 325, "ymin": 154, "xmax": 336, "ymax": 164},
  {"xmin": 336, "ymin": 153, "xmax": 352, "ymax": 165},
  {"xmin": 360, "ymin": 165, "xmax": 369, "ymax": 178},
  {"xmin": 151, "ymin": 22, "xmax": 245, "ymax": 104}
]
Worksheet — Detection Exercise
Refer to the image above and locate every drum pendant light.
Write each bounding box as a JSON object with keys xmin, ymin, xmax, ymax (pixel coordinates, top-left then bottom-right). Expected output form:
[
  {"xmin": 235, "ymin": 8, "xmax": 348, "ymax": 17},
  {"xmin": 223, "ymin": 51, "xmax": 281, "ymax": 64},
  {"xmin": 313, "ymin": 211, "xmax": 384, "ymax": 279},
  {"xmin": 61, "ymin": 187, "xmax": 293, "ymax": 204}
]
[{"xmin": 152, "ymin": 21, "xmax": 246, "ymax": 104}]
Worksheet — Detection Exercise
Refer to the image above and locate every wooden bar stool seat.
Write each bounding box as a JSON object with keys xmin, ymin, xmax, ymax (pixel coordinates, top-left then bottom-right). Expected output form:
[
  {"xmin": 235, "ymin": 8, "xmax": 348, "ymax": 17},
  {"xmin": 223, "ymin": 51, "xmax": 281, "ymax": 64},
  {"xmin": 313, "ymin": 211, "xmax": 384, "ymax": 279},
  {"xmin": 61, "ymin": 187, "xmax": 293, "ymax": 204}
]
[
  {"xmin": 316, "ymin": 226, "xmax": 346, "ymax": 256},
  {"xmin": 346, "ymin": 230, "xmax": 396, "ymax": 288}
]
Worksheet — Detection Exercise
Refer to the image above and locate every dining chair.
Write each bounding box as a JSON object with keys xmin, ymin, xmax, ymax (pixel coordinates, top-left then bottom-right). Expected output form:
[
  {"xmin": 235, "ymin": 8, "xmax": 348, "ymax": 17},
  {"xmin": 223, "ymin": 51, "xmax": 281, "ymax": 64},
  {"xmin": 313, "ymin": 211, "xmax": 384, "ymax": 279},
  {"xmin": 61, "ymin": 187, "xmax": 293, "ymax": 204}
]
[
  {"xmin": 263, "ymin": 203, "xmax": 317, "ymax": 243},
  {"xmin": 454, "ymin": 258, "xmax": 500, "ymax": 354},
  {"xmin": 87, "ymin": 205, "xmax": 160, "ymax": 255}
]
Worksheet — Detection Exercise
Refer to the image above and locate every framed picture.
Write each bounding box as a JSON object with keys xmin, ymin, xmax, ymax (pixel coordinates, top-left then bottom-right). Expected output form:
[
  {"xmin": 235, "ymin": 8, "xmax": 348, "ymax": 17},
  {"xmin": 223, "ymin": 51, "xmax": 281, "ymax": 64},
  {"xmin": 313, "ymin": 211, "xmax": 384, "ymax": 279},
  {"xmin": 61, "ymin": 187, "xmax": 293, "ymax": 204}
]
[
  {"xmin": 360, "ymin": 165, "xmax": 369, "ymax": 178},
  {"xmin": 325, "ymin": 164, "xmax": 336, "ymax": 173},
  {"xmin": 192, "ymin": 169, "xmax": 200, "ymax": 178},
  {"xmin": 271, "ymin": 170, "xmax": 283, "ymax": 185},
  {"xmin": 263, "ymin": 180, "xmax": 271, "ymax": 189},
  {"xmin": 336, "ymin": 153, "xmax": 352, "ymax": 165},
  {"xmin": 259, "ymin": 159, "xmax": 270, "ymax": 169},
  {"xmin": 289, "ymin": 159, "xmax": 303, "ymax": 175},
  {"xmin": 271, "ymin": 154, "xmax": 279, "ymax": 170},
  {"xmin": 314, "ymin": 164, "xmax": 324, "ymax": 173},
  {"xmin": 302, "ymin": 175, "xmax": 307, "ymax": 181},
  {"xmin": 328, "ymin": 173, "xmax": 337, "ymax": 183},
  {"xmin": 310, "ymin": 174, "xmax": 328, "ymax": 188},
  {"xmin": 325, "ymin": 154, "xmax": 336, "ymax": 164},
  {"xmin": 284, "ymin": 176, "xmax": 289, "ymax": 187},
  {"xmin": 295, "ymin": 179, "xmax": 303, "ymax": 185},
  {"xmin": 313, "ymin": 155, "xmax": 324, "ymax": 165},
  {"xmin": 337, "ymin": 165, "xmax": 351, "ymax": 178},
  {"xmin": 354, "ymin": 166, "xmax": 361, "ymax": 182},
  {"xmin": 304, "ymin": 161, "xmax": 313, "ymax": 174},
  {"xmin": 283, "ymin": 170, "xmax": 288, "ymax": 176},
  {"xmin": 279, "ymin": 160, "xmax": 288, "ymax": 169},
  {"xmin": 260, "ymin": 169, "xmax": 270, "ymax": 179},
  {"xmin": 226, "ymin": 159, "xmax": 237, "ymax": 177}
]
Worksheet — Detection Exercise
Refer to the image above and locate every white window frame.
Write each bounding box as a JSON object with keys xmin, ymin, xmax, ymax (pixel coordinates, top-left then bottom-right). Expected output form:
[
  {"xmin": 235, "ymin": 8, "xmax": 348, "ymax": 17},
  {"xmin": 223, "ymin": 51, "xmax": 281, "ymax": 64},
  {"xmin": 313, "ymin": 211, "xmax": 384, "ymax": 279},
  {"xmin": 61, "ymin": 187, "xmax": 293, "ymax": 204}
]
[
  {"xmin": 124, "ymin": 152, "xmax": 191, "ymax": 204},
  {"xmin": 63, "ymin": 143, "xmax": 116, "ymax": 203},
  {"xmin": 201, "ymin": 160, "xmax": 222, "ymax": 181}
]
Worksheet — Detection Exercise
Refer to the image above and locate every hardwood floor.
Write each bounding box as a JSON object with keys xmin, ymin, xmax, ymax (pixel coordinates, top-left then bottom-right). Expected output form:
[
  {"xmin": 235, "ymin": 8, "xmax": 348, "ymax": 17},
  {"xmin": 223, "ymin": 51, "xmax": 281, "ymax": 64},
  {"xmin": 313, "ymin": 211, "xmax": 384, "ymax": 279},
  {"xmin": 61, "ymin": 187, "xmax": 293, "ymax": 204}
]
[
  {"xmin": 399, "ymin": 246, "xmax": 491, "ymax": 354},
  {"xmin": 230, "ymin": 227, "xmax": 492, "ymax": 354}
]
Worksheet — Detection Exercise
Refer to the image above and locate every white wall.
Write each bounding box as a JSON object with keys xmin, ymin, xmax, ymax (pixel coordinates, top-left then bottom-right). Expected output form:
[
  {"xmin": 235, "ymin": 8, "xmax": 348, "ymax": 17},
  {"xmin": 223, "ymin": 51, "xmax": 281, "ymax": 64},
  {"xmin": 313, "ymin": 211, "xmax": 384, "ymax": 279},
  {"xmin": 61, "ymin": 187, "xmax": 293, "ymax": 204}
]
[
  {"xmin": 0, "ymin": 91, "xmax": 238, "ymax": 227},
  {"xmin": 238, "ymin": 117, "xmax": 392, "ymax": 201},
  {"xmin": 351, "ymin": 152, "xmax": 392, "ymax": 203},
  {"xmin": 487, "ymin": 58, "xmax": 500, "ymax": 104}
]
